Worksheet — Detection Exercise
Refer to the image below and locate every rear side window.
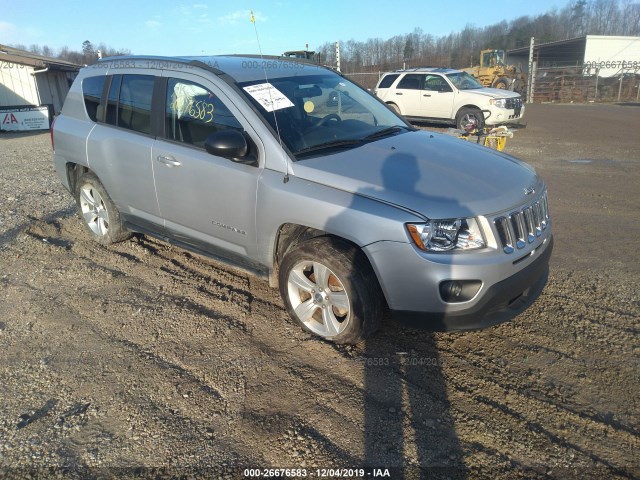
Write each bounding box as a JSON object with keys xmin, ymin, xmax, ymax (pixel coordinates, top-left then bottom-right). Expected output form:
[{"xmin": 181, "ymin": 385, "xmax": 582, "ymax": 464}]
[
  {"xmin": 165, "ymin": 78, "xmax": 243, "ymax": 148},
  {"xmin": 116, "ymin": 75, "xmax": 154, "ymax": 134},
  {"xmin": 105, "ymin": 75, "xmax": 122, "ymax": 126},
  {"xmin": 378, "ymin": 74, "xmax": 399, "ymax": 89},
  {"xmin": 397, "ymin": 74, "xmax": 423, "ymax": 90},
  {"xmin": 82, "ymin": 76, "xmax": 106, "ymax": 122}
]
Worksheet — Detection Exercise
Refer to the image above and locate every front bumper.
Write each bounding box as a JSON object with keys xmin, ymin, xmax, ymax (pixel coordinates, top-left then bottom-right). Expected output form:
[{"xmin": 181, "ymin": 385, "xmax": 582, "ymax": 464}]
[
  {"xmin": 363, "ymin": 231, "xmax": 552, "ymax": 332},
  {"xmin": 393, "ymin": 236, "xmax": 552, "ymax": 331},
  {"xmin": 485, "ymin": 104, "xmax": 525, "ymax": 125}
]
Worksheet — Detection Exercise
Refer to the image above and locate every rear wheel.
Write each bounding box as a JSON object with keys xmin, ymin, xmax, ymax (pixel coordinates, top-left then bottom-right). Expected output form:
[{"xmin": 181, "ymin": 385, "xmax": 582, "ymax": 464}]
[
  {"xmin": 456, "ymin": 107, "xmax": 485, "ymax": 131},
  {"xmin": 387, "ymin": 103, "xmax": 401, "ymax": 115},
  {"xmin": 76, "ymin": 172, "xmax": 131, "ymax": 245},
  {"xmin": 278, "ymin": 237, "xmax": 383, "ymax": 344}
]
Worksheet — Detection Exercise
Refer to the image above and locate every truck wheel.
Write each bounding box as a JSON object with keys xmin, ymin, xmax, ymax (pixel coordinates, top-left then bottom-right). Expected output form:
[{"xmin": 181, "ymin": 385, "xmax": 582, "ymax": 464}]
[
  {"xmin": 456, "ymin": 107, "xmax": 484, "ymax": 131},
  {"xmin": 493, "ymin": 77, "xmax": 510, "ymax": 89},
  {"xmin": 279, "ymin": 237, "xmax": 383, "ymax": 344},
  {"xmin": 76, "ymin": 172, "xmax": 131, "ymax": 245}
]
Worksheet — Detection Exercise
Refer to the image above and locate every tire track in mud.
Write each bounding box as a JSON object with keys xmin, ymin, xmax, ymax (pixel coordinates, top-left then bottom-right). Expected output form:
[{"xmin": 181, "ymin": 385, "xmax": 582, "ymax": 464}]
[
  {"xmin": 0, "ymin": 267, "xmax": 264, "ymax": 469},
  {"xmin": 3, "ymin": 217, "xmax": 378, "ymax": 468},
  {"xmin": 319, "ymin": 304, "xmax": 639, "ymax": 477},
  {"xmin": 4, "ymin": 211, "xmax": 639, "ymax": 476},
  {"xmin": 56, "ymin": 219, "xmax": 431, "ymax": 467}
]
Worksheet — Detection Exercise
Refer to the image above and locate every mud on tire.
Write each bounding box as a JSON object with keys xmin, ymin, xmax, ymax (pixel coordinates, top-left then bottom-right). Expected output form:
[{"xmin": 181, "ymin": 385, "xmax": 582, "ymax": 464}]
[
  {"xmin": 75, "ymin": 172, "xmax": 131, "ymax": 246},
  {"xmin": 278, "ymin": 237, "xmax": 384, "ymax": 344}
]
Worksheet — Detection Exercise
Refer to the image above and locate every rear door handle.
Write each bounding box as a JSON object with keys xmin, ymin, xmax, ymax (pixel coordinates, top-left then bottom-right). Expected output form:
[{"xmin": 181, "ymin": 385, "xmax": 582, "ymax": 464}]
[
  {"xmin": 423, "ymin": 94, "xmax": 431, "ymax": 97},
  {"xmin": 156, "ymin": 155, "xmax": 181, "ymax": 167},
  {"xmin": 395, "ymin": 92, "xmax": 403, "ymax": 95}
]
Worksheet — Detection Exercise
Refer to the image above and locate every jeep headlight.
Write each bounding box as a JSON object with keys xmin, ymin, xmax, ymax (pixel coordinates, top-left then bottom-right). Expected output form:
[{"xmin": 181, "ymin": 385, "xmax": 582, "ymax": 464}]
[
  {"xmin": 406, "ymin": 218, "xmax": 485, "ymax": 252},
  {"xmin": 490, "ymin": 98, "xmax": 507, "ymax": 108}
]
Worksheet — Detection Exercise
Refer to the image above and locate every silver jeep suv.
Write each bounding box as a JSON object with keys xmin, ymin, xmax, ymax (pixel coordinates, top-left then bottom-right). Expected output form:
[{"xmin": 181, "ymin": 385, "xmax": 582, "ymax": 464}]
[{"xmin": 52, "ymin": 55, "xmax": 552, "ymax": 344}]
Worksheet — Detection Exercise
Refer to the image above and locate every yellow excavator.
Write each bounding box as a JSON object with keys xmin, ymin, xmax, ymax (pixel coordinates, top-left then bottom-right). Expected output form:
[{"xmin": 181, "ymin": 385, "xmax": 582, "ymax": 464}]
[{"xmin": 463, "ymin": 49, "xmax": 527, "ymax": 93}]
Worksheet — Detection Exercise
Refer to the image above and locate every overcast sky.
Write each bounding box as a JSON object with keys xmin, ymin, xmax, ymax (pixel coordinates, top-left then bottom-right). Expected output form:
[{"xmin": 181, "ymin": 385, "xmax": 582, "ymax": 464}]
[{"xmin": 2, "ymin": 0, "xmax": 569, "ymax": 56}]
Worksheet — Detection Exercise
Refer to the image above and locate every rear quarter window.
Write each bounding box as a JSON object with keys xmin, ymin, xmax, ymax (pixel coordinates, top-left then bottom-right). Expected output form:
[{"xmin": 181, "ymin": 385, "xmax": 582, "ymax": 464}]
[
  {"xmin": 82, "ymin": 76, "xmax": 107, "ymax": 122},
  {"xmin": 377, "ymin": 74, "xmax": 400, "ymax": 89}
]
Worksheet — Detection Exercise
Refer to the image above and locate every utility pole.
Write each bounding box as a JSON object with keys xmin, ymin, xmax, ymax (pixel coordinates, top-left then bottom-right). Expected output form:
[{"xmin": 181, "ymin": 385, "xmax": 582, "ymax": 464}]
[
  {"xmin": 527, "ymin": 37, "xmax": 535, "ymax": 103},
  {"xmin": 335, "ymin": 41, "xmax": 341, "ymax": 72}
]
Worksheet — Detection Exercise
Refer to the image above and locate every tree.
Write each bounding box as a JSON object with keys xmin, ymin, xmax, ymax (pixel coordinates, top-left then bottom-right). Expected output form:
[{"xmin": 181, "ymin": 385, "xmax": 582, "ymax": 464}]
[
  {"xmin": 82, "ymin": 40, "xmax": 94, "ymax": 56},
  {"xmin": 569, "ymin": 0, "xmax": 590, "ymax": 36},
  {"xmin": 403, "ymin": 37, "xmax": 415, "ymax": 62},
  {"xmin": 312, "ymin": 0, "xmax": 637, "ymax": 71}
]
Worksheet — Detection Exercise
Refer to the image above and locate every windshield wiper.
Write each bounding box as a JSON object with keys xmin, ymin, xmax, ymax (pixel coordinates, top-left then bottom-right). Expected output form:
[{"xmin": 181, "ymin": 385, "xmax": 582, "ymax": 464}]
[
  {"xmin": 362, "ymin": 125, "xmax": 409, "ymax": 141},
  {"xmin": 295, "ymin": 139, "xmax": 363, "ymax": 157},
  {"xmin": 295, "ymin": 126, "xmax": 411, "ymax": 157}
]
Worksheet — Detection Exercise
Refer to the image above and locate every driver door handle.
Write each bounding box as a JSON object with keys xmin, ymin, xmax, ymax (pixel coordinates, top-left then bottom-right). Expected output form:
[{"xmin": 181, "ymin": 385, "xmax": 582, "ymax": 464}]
[
  {"xmin": 423, "ymin": 94, "xmax": 431, "ymax": 97},
  {"xmin": 156, "ymin": 155, "xmax": 181, "ymax": 167},
  {"xmin": 395, "ymin": 92, "xmax": 403, "ymax": 95}
]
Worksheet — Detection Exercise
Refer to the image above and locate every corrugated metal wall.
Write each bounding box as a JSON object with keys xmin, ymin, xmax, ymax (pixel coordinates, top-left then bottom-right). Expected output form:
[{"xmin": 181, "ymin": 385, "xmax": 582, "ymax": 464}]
[
  {"xmin": 532, "ymin": 66, "xmax": 639, "ymax": 102},
  {"xmin": 1, "ymin": 61, "xmax": 74, "ymax": 113},
  {"xmin": 35, "ymin": 71, "xmax": 70, "ymax": 112},
  {"xmin": 0, "ymin": 62, "xmax": 40, "ymax": 106}
]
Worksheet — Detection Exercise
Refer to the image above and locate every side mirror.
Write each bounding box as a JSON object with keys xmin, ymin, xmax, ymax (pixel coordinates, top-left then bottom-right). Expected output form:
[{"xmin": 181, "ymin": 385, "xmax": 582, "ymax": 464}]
[{"xmin": 204, "ymin": 130, "xmax": 255, "ymax": 164}]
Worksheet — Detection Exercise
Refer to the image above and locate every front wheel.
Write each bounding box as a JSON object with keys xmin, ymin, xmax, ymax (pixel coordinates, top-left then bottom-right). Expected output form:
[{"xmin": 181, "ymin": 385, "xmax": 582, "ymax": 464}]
[
  {"xmin": 76, "ymin": 172, "xmax": 131, "ymax": 245},
  {"xmin": 456, "ymin": 107, "xmax": 485, "ymax": 131},
  {"xmin": 493, "ymin": 77, "xmax": 510, "ymax": 89},
  {"xmin": 278, "ymin": 237, "xmax": 383, "ymax": 344}
]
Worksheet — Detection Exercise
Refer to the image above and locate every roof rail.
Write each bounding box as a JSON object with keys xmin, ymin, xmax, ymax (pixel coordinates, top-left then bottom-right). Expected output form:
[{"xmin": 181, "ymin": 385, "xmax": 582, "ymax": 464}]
[{"xmin": 407, "ymin": 66, "xmax": 448, "ymax": 70}]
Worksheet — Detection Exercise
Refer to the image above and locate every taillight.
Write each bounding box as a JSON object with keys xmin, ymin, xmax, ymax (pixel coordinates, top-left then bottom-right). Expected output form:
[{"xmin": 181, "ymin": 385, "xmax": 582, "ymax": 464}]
[{"xmin": 50, "ymin": 116, "xmax": 56, "ymax": 150}]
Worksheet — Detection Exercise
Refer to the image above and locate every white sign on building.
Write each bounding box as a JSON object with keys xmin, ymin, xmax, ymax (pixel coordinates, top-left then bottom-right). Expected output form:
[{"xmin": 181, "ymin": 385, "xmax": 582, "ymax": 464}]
[
  {"xmin": 0, "ymin": 106, "xmax": 50, "ymax": 131},
  {"xmin": 583, "ymin": 35, "xmax": 640, "ymax": 77}
]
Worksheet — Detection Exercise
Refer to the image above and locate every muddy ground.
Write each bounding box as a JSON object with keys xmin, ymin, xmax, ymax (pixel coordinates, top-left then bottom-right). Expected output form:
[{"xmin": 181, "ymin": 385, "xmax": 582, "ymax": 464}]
[{"xmin": 0, "ymin": 103, "xmax": 638, "ymax": 479}]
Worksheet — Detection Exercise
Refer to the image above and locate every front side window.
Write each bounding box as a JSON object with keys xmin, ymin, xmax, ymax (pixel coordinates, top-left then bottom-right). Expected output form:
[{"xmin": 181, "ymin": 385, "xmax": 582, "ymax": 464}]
[
  {"xmin": 165, "ymin": 78, "xmax": 243, "ymax": 148},
  {"xmin": 82, "ymin": 76, "xmax": 106, "ymax": 122},
  {"xmin": 446, "ymin": 72, "xmax": 484, "ymax": 90},
  {"xmin": 116, "ymin": 75, "xmax": 154, "ymax": 134},
  {"xmin": 424, "ymin": 75, "xmax": 452, "ymax": 92}
]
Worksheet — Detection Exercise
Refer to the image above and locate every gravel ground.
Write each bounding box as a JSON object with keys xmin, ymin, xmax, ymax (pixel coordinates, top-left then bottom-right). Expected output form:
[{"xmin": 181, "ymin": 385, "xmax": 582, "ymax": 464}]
[{"xmin": 0, "ymin": 103, "xmax": 638, "ymax": 479}]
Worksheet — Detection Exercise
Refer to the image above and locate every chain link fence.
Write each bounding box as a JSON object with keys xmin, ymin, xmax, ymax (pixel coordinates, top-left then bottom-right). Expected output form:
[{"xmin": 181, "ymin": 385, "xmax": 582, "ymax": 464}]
[
  {"xmin": 341, "ymin": 72, "xmax": 384, "ymax": 90},
  {"xmin": 530, "ymin": 66, "xmax": 640, "ymax": 103}
]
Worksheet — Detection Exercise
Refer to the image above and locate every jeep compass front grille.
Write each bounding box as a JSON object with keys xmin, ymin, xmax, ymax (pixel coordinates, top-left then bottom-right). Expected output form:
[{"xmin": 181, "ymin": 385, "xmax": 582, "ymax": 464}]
[{"xmin": 494, "ymin": 190, "xmax": 549, "ymax": 254}]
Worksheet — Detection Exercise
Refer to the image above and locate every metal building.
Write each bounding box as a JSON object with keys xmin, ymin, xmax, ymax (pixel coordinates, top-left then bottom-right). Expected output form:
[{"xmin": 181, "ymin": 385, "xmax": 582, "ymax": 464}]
[
  {"xmin": 0, "ymin": 44, "xmax": 81, "ymax": 131},
  {"xmin": 507, "ymin": 36, "xmax": 640, "ymax": 103},
  {"xmin": 507, "ymin": 35, "xmax": 640, "ymax": 77}
]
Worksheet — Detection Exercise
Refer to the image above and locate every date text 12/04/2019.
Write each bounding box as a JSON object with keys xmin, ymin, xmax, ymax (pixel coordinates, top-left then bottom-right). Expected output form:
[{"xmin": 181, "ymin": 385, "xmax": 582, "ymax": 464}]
[{"xmin": 242, "ymin": 468, "xmax": 391, "ymax": 478}]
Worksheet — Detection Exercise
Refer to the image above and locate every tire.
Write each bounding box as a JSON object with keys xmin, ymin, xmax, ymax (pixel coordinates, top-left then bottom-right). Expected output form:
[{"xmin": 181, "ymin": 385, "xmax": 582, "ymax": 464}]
[
  {"xmin": 75, "ymin": 172, "xmax": 131, "ymax": 245},
  {"xmin": 493, "ymin": 77, "xmax": 510, "ymax": 89},
  {"xmin": 456, "ymin": 107, "xmax": 485, "ymax": 131},
  {"xmin": 387, "ymin": 103, "xmax": 401, "ymax": 115},
  {"xmin": 278, "ymin": 237, "xmax": 383, "ymax": 344}
]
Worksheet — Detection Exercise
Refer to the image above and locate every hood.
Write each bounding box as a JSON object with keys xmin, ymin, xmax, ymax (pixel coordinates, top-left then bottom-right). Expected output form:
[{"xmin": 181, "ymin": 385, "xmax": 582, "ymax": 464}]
[
  {"xmin": 464, "ymin": 87, "xmax": 521, "ymax": 99},
  {"xmin": 291, "ymin": 130, "xmax": 542, "ymax": 219}
]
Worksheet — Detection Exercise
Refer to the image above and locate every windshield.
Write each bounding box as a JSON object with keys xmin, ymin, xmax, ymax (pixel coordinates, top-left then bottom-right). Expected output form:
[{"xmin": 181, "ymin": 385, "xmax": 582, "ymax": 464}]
[
  {"xmin": 238, "ymin": 73, "xmax": 410, "ymax": 158},
  {"xmin": 446, "ymin": 72, "xmax": 484, "ymax": 90}
]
